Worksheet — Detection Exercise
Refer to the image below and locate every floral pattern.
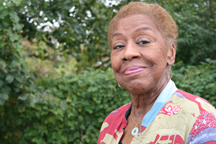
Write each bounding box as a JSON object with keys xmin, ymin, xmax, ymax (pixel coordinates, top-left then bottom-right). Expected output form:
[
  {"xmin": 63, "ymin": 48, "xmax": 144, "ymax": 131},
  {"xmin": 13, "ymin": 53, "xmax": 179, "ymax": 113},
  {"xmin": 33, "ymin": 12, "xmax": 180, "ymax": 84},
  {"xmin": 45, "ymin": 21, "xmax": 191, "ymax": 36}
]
[{"xmin": 159, "ymin": 105, "xmax": 181, "ymax": 116}]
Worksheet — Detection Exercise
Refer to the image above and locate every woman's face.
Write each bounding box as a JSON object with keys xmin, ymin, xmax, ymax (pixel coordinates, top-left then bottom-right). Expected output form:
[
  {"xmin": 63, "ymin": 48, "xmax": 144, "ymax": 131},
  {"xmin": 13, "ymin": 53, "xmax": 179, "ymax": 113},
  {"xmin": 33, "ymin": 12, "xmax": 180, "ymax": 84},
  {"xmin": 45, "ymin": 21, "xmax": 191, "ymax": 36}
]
[{"xmin": 111, "ymin": 14, "xmax": 175, "ymax": 95}]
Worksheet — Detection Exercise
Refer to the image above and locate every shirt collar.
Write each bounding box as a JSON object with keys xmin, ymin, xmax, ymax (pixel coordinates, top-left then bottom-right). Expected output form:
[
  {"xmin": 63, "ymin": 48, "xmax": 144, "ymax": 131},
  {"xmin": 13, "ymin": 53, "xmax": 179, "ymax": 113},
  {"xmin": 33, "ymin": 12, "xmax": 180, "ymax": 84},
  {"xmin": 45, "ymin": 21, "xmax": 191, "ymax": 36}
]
[
  {"xmin": 141, "ymin": 79, "xmax": 178, "ymax": 127},
  {"xmin": 124, "ymin": 80, "xmax": 178, "ymax": 127}
]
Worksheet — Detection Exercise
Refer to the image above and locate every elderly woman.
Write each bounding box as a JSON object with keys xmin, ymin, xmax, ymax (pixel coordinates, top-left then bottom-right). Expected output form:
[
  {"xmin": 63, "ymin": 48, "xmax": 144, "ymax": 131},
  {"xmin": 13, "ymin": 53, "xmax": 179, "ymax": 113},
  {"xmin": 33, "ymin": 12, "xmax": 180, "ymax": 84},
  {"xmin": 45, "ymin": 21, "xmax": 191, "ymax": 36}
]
[{"xmin": 98, "ymin": 2, "xmax": 216, "ymax": 144}]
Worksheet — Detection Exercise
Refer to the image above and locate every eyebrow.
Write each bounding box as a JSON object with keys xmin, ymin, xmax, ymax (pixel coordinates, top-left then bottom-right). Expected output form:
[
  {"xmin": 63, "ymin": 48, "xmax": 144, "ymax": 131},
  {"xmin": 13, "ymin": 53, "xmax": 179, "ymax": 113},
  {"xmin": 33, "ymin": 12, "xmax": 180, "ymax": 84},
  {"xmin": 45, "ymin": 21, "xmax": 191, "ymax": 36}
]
[
  {"xmin": 135, "ymin": 27, "xmax": 153, "ymax": 32},
  {"xmin": 112, "ymin": 27, "xmax": 153, "ymax": 38},
  {"xmin": 112, "ymin": 33, "xmax": 122, "ymax": 38}
]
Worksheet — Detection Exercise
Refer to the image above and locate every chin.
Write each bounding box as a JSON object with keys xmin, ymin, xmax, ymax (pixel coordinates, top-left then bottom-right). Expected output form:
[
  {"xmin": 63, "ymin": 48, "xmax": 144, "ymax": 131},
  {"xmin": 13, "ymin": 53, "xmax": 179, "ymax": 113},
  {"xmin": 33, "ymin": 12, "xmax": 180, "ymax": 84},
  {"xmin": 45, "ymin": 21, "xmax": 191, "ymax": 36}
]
[{"xmin": 125, "ymin": 81, "xmax": 150, "ymax": 95}]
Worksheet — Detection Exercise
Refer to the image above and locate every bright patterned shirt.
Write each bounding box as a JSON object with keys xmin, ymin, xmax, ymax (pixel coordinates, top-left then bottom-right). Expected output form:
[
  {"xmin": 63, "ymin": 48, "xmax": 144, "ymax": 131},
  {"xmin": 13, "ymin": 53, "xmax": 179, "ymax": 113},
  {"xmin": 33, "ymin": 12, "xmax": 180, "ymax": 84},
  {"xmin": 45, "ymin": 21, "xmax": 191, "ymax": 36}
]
[{"xmin": 98, "ymin": 80, "xmax": 216, "ymax": 144}]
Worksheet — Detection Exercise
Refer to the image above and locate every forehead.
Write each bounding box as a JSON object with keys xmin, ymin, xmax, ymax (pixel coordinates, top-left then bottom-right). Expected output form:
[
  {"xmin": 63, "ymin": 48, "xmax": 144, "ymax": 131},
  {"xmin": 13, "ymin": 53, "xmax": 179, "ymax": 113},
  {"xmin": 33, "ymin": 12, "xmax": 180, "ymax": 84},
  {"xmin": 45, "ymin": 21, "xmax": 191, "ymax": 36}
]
[{"xmin": 113, "ymin": 14, "xmax": 159, "ymax": 34}]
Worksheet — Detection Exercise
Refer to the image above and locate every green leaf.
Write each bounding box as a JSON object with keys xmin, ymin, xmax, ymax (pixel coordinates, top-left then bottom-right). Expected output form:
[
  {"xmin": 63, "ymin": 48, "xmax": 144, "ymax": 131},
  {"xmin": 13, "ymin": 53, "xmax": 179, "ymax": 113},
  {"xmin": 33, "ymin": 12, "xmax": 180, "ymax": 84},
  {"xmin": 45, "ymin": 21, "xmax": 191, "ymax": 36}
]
[
  {"xmin": 10, "ymin": 12, "xmax": 20, "ymax": 22},
  {"xmin": 18, "ymin": 94, "xmax": 28, "ymax": 101},
  {"xmin": 11, "ymin": 0, "xmax": 22, "ymax": 5},
  {"xmin": 0, "ymin": 93, "xmax": 9, "ymax": 100},
  {"xmin": 0, "ymin": 100, "xmax": 4, "ymax": 106},
  {"xmin": 0, "ymin": 93, "xmax": 9, "ymax": 105},
  {"xmin": 6, "ymin": 75, "xmax": 14, "ymax": 83},
  {"xmin": 15, "ymin": 77, "xmax": 23, "ymax": 82},
  {"xmin": 8, "ymin": 32, "xmax": 19, "ymax": 41},
  {"xmin": 3, "ymin": 86, "xmax": 11, "ymax": 94},
  {"xmin": 11, "ymin": 60, "xmax": 19, "ymax": 65},
  {"xmin": 0, "ymin": 80, "xmax": 3, "ymax": 88},
  {"xmin": 61, "ymin": 101, "xmax": 67, "ymax": 110},
  {"xmin": 0, "ymin": 10, "xmax": 8, "ymax": 19},
  {"xmin": 13, "ymin": 23, "xmax": 22, "ymax": 31}
]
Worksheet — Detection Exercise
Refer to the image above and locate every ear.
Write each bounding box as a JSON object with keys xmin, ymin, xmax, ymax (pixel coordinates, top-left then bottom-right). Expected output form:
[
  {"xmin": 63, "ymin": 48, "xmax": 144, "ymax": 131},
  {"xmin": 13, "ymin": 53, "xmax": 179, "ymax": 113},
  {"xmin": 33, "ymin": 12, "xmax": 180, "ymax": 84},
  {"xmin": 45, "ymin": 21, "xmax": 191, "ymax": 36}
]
[{"xmin": 167, "ymin": 44, "xmax": 176, "ymax": 66}]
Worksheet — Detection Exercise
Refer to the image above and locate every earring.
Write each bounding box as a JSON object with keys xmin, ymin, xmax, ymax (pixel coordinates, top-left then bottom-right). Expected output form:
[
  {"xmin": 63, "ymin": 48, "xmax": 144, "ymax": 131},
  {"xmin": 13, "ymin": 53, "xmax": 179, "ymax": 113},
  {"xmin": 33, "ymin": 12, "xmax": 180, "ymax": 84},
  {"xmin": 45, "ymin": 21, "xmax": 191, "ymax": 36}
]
[
  {"xmin": 118, "ymin": 83, "xmax": 121, "ymax": 87},
  {"xmin": 168, "ymin": 67, "xmax": 172, "ymax": 79},
  {"xmin": 170, "ymin": 70, "xmax": 173, "ymax": 79}
]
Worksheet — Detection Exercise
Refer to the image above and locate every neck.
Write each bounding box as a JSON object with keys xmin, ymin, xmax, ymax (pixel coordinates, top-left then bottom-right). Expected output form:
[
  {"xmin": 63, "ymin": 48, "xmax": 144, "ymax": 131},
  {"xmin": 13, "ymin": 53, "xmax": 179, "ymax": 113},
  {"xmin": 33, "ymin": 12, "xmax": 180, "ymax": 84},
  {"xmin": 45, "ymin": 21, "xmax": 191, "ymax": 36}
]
[{"xmin": 130, "ymin": 76, "xmax": 170, "ymax": 121}]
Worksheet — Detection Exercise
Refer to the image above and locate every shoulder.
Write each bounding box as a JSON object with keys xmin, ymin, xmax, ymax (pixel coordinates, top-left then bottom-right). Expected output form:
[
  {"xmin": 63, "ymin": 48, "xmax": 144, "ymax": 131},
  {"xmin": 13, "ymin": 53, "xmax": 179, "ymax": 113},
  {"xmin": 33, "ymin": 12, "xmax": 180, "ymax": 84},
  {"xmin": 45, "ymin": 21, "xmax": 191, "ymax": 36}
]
[
  {"xmin": 175, "ymin": 90, "xmax": 216, "ymax": 144},
  {"xmin": 98, "ymin": 103, "xmax": 131, "ymax": 144},
  {"xmin": 100, "ymin": 102, "xmax": 131, "ymax": 131},
  {"xmin": 175, "ymin": 89, "xmax": 216, "ymax": 114},
  {"xmin": 104, "ymin": 102, "xmax": 131, "ymax": 122}
]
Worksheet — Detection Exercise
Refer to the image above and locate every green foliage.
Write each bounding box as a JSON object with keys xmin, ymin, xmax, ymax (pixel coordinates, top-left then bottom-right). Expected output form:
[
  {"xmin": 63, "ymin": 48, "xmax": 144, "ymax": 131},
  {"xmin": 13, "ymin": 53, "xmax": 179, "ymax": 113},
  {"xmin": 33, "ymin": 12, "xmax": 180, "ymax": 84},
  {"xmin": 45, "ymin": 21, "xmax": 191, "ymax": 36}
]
[
  {"xmin": 0, "ymin": 0, "xmax": 34, "ymax": 106},
  {"xmin": 0, "ymin": 68, "xmax": 130, "ymax": 143},
  {"xmin": 170, "ymin": 0, "xmax": 216, "ymax": 65},
  {"xmin": 22, "ymin": 39, "xmax": 77, "ymax": 79},
  {"xmin": 15, "ymin": 0, "xmax": 115, "ymax": 70},
  {"xmin": 173, "ymin": 59, "xmax": 216, "ymax": 106}
]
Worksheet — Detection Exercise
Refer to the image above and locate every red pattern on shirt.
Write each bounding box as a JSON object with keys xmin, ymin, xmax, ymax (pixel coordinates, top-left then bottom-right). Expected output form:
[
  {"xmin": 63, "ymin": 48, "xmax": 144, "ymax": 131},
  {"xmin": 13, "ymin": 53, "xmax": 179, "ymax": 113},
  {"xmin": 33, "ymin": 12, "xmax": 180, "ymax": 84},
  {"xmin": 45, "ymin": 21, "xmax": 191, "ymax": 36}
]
[
  {"xmin": 190, "ymin": 110, "xmax": 216, "ymax": 137},
  {"xmin": 158, "ymin": 100, "xmax": 181, "ymax": 116}
]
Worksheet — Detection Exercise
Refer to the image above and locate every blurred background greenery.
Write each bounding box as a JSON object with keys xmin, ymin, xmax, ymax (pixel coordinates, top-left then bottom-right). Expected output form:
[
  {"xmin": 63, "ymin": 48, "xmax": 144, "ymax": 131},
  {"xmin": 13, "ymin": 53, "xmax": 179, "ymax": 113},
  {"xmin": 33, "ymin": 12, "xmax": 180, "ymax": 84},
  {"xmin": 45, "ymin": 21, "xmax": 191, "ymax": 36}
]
[{"xmin": 0, "ymin": 0, "xmax": 215, "ymax": 143}]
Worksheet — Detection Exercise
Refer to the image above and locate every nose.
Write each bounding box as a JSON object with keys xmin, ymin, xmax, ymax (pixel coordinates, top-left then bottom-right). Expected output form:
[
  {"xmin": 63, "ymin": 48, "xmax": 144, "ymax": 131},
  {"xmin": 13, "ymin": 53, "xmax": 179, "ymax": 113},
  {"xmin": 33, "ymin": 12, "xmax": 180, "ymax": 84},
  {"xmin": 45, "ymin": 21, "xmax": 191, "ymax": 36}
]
[{"xmin": 122, "ymin": 42, "xmax": 141, "ymax": 61}]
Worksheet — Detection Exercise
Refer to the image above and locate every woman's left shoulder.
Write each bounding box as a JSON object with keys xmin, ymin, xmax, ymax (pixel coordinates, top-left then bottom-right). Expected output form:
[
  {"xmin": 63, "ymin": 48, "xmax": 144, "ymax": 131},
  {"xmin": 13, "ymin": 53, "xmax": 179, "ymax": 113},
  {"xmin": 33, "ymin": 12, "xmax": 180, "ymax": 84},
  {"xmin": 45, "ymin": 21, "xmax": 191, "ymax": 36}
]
[
  {"xmin": 174, "ymin": 90, "xmax": 216, "ymax": 143},
  {"xmin": 173, "ymin": 89, "xmax": 216, "ymax": 115}
]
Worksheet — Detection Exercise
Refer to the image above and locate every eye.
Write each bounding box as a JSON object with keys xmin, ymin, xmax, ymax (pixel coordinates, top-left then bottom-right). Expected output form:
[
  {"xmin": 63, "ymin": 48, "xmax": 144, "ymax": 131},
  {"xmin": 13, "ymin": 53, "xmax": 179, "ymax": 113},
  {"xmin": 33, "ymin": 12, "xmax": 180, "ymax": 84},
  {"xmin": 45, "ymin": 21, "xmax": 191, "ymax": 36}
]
[
  {"xmin": 113, "ymin": 45, "xmax": 125, "ymax": 50},
  {"xmin": 137, "ymin": 40, "xmax": 150, "ymax": 45}
]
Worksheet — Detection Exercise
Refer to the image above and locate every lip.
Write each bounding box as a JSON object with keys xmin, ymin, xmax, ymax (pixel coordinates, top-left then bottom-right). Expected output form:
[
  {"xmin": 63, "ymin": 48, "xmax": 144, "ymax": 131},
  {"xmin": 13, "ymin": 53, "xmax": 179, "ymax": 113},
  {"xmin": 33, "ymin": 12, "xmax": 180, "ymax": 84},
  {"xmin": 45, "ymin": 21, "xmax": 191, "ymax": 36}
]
[{"xmin": 123, "ymin": 66, "xmax": 146, "ymax": 75}]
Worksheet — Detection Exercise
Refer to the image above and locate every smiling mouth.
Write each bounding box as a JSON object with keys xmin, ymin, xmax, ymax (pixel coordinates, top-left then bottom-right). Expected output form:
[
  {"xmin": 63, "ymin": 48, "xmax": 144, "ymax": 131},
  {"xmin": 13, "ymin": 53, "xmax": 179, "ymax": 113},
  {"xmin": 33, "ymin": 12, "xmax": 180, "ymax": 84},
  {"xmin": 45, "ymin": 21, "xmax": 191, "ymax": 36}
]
[{"xmin": 123, "ymin": 66, "xmax": 145, "ymax": 75}]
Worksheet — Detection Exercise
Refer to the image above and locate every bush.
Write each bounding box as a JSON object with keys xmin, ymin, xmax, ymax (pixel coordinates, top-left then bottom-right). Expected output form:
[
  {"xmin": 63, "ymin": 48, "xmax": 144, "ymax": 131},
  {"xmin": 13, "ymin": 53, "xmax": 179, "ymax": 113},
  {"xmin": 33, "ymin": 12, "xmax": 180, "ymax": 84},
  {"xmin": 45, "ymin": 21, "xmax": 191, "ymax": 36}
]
[
  {"xmin": 0, "ymin": 68, "xmax": 130, "ymax": 143},
  {"xmin": 173, "ymin": 59, "xmax": 216, "ymax": 106}
]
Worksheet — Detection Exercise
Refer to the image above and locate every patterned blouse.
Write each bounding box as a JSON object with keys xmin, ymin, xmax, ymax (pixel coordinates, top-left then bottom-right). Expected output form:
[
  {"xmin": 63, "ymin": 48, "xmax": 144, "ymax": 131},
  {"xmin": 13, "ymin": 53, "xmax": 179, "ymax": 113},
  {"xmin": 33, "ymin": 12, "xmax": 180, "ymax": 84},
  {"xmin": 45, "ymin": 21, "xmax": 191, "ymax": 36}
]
[{"xmin": 98, "ymin": 80, "xmax": 216, "ymax": 144}]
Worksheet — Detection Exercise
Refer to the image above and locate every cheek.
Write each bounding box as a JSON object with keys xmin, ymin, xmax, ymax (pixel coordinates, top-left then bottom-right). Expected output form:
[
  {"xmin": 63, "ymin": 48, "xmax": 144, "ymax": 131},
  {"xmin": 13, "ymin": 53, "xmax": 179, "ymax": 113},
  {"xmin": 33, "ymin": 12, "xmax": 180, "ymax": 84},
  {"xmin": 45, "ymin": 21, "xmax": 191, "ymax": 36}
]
[
  {"xmin": 110, "ymin": 54, "xmax": 119, "ymax": 72},
  {"xmin": 146, "ymin": 47, "xmax": 168, "ymax": 64}
]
